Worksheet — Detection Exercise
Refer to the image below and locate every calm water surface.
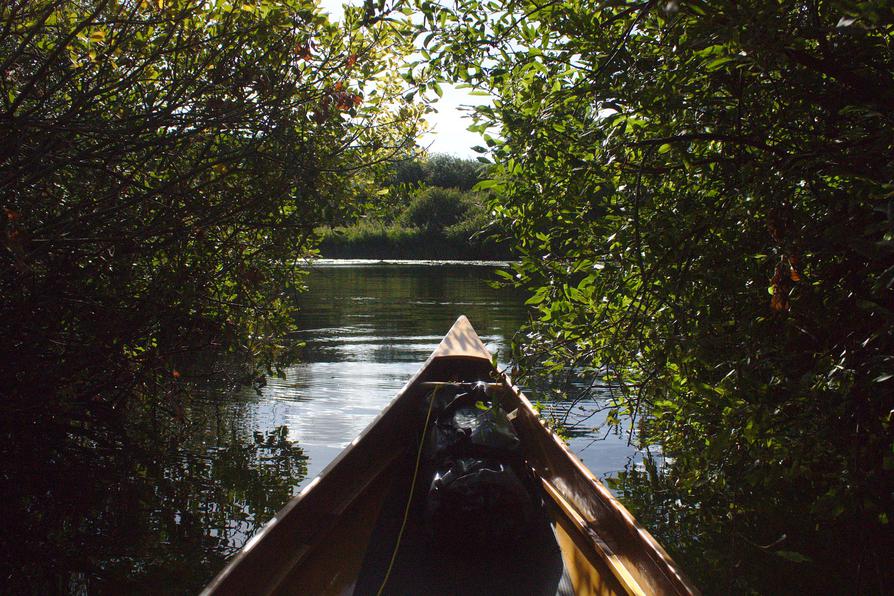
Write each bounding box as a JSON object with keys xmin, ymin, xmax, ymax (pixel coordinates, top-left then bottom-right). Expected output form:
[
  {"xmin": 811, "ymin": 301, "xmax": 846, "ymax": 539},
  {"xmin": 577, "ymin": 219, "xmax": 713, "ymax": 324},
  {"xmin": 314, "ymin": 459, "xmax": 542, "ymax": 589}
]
[
  {"xmin": 29, "ymin": 262, "xmax": 648, "ymax": 593},
  {"xmin": 232, "ymin": 262, "xmax": 885, "ymax": 595},
  {"xmin": 245, "ymin": 262, "xmax": 641, "ymax": 492}
]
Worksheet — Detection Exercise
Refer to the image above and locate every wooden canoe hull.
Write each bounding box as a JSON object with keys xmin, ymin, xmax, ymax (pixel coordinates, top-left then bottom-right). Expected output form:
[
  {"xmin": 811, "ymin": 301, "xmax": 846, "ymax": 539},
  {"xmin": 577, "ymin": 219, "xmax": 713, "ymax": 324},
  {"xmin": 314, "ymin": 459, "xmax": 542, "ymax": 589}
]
[{"xmin": 203, "ymin": 316, "xmax": 698, "ymax": 595}]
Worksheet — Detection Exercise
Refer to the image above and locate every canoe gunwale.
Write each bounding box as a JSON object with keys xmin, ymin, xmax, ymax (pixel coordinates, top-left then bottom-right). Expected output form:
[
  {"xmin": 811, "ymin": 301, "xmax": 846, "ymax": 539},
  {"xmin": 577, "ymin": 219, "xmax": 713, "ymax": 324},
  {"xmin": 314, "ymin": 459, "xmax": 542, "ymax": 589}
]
[
  {"xmin": 498, "ymin": 366, "xmax": 699, "ymax": 596},
  {"xmin": 540, "ymin": 477, "xmax": 647, "ymax": 596},
  {"xmin": 202, "ymin": 317, "xmax": 495, "ymax": 595}
]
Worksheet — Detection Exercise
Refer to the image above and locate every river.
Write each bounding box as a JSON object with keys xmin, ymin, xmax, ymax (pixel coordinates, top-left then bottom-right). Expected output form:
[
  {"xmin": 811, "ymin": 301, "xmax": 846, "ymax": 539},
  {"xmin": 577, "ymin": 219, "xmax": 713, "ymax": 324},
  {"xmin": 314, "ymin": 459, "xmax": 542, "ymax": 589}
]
[
  {"xmin": 20, "ymin": 261, "xmax": 648, "ymax": 593},
  {"xmin": 249, "ymin": 261, "xmax": 642, "ymax": 493}
]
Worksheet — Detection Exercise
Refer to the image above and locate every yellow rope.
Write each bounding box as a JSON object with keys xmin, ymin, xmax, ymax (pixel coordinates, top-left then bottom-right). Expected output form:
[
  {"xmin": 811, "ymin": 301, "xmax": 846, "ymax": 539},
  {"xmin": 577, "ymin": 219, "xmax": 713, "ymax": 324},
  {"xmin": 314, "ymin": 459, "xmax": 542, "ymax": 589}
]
[{"xmin": 376, "ymin": 386, "xmax": 438, "ymax": 596}]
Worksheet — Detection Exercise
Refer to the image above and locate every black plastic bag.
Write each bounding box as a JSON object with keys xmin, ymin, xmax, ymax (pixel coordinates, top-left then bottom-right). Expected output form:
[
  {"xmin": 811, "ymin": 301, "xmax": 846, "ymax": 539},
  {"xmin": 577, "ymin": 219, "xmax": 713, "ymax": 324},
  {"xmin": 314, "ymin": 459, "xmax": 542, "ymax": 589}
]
[
  {"xmin": 424, "ymin": 456, "xmax": 533, "ymax": 550},
  {"xmin": 424, "ymin": 387, "xmax": 521, "ymax": 462},
  {"xmin": 421, "ymin": 386, "xmax": 532, "ymax": 552}
]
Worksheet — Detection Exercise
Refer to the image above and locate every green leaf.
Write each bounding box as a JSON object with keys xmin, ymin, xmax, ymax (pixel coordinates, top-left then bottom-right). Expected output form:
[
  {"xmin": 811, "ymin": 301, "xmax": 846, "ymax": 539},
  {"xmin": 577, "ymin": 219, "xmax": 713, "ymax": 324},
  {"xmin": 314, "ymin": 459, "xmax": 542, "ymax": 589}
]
[
  {"xmin": 495, "ymin": 269, "xmax": 515, "ymax": 282},
  {"xmin": 705, "ymin": 56, "xmax": 734, "ymax": 72},
  {"xmin": 525, "ymin": 287, "xmax": 549, "ymax": 305},
  {"xmin": 774, "ymin": 550, "xmax": 813, "ymax": 563}
]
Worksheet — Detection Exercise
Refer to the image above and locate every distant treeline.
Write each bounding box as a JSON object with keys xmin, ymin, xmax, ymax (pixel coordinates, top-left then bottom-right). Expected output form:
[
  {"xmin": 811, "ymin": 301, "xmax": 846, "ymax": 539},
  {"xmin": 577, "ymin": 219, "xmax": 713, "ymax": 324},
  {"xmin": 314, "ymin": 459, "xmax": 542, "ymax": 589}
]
[{"xmin": 318, "ymin": 154, "xmax": 513, "ymax": 260}]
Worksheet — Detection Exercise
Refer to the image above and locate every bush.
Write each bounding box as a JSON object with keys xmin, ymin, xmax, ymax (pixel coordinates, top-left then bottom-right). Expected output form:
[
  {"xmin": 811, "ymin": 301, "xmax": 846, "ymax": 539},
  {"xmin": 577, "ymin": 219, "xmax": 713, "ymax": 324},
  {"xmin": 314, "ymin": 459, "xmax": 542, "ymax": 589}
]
[
  {"xmin": 318, "ymin": 188, "xmax": 512, "ymax": 260},
  {"xmin": 391, "ymin": 158, "xmax": 426, "ymax": 186},
  {"xmin": 423, "ymin": 154, "xmax": 484, "ymax": 190},
  {"xmin": 399, "ymin": 187, "xmax": 475, "ymax": 232},
  {"xmin": 331, "ymin": 221, "xmax": 420, "ymax": 244},
  {"xmin": 387, "ymin": 154, "xmax": 485, "ymax": 191},
  {"xmin": 444, "ymin": 199, "xmax": 487, "ymax": 241}
]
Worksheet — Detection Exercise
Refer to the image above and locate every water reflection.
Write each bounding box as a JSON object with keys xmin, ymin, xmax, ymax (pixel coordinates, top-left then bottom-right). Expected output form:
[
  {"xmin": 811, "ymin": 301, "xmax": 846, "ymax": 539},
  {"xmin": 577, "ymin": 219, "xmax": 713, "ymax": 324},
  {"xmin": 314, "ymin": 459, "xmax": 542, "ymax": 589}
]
[
  {"xmin": 246, "ymin": 263, "xmax": 641, "ymax": 492},
  {"xmin": 3, "ymin": 262, "xmax": 645, "ymax": 592},
  {"xmin": 2, "ymin": 395, "xmax": 308, "ymax": 594},
  {"xmin": 242, "ymin": 263, "xmax": 533, "ymax": 488}
]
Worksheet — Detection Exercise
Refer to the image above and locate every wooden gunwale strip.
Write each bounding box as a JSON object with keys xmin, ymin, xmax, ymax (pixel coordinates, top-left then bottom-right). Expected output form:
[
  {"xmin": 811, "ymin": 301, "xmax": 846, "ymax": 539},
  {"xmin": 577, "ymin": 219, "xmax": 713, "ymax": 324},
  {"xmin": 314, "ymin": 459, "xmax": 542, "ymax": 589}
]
[
  {"xmin": 204, "ymin": 316, "xmax": 495, "ymax": 595},
  {"xmin": 266, "ymin": 452, "xmax": 400, "ymax": 594},
  {"xmin": 204, "ymin": 431, "xmax": 402, "ymax": 595},
  {"xmin": 499, "ymin": 371, "xmax": 700, "ymax": 596},
  {"xmin": 541, "ymin": 478, "xmax": 647, "ymax": 596},
  {"xmin": 205, "ymin": 368, "xmax": 436, "ymax": 593},
  {"xmin": 419, "ymin": 381, "xmax": 503, "ymax": 389}
]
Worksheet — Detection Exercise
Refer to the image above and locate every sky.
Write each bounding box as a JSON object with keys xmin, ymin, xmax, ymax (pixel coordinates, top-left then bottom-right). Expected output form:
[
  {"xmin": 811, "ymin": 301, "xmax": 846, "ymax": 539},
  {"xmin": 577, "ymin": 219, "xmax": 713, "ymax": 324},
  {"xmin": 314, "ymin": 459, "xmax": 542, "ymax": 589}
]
[
  {"xmin": 417, "ymin": 84, "xmax": 491, "ymax": 157},
  {"xmin": 317, "ymin": 0, "xmax": 490, "ymax": 158}
]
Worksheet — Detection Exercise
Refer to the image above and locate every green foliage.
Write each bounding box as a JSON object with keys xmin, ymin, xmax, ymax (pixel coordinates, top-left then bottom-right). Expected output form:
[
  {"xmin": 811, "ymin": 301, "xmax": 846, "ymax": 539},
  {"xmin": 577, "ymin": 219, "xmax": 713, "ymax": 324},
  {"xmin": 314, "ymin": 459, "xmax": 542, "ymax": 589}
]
[
  {"xmin": 317, "ymin": 220, "xmax": 422, "ymax": 256},
  {"xmin": 391, "ymin": 158, "xmax": 427, "ymax": 187},
  {"xmin": 417, "ymin": 0, "xmax": 894, "ymax": 590},
  {"xmin": 1, "ymin": 389, "xmax": 308, "ymax": 592},
  {"xmin": 0, "ymin": 0, "xmax": 420, "ymax": 412},
  {"xmin": 0, "ymin": 0, "xmax": 420, "ymax": 587},
  {"xmin": 323, "ymin": 220, "xmax": 421, "ymax": 245},
  {"xmin": 443, "ymin": 198, "xmax": 491, "ymax": 243},
  {"xmin": 374, "ymin": 153, "xmax": 487, "ymax": 221},
  {"xmin": 399, "ymin": 187, "xmax": 475, "ymax": 231},
  {"xmin": 421, "ymin": 154, "xmax": 485, "ymax": 190},
  {"xmin": 317, "ymin": 195, "xmax": 510, "ymax": 260},
  {"xmin": 321, "ymin": 153, "xmax": 508, "ymax": 258}
]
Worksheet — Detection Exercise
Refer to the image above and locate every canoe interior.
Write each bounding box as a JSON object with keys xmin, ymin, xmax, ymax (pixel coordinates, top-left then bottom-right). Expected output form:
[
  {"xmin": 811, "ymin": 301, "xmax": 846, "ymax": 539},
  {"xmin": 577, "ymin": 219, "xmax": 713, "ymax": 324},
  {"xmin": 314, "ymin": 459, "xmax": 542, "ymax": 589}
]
[
  {"xmin": 270, "ymin": 452, "xmax": 571, "ymax": 595},
  {"xmin": 250, "ymin": 358, "xmax": 624, "ymax": 596},
  {"xmin": 204, "ymin": 317, "xmax": 696, "ymax": 595}
]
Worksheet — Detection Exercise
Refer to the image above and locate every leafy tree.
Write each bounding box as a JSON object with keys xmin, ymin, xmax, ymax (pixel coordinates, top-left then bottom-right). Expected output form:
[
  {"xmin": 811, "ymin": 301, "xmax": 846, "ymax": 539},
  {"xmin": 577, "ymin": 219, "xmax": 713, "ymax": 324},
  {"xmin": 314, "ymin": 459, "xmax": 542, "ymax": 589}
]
[
  {"xmin": 416, "ymin": 0, "xmax": 894, "ymax": 591},
  {"xmin": 421, "ymin": 153, "xmax": 484, "ymax": 190},
  {"xmin": 391, "ymin": 156, "xmax": 426, "ymax": 186},
  {"xmin": 0, "ymin": 0, "xmax": 420, "ymax": 588},
  {"xmin": 373, "ymin": 153, "xmax": 486, "ymax": 221},
  {"xmin": 0, "ymin": 0, "xmax": 420, "ymax": 418},
  {"xmin": 399, "ymin": 186, "xmax": 475, "ymax": 231}
]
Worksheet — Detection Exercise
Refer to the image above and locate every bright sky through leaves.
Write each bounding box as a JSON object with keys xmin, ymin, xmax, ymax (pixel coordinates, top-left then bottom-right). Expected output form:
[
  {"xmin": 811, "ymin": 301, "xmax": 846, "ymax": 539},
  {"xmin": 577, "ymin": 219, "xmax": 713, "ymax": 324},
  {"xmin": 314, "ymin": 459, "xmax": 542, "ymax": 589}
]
[{"xmin": 317, "ymin": 0, "xmax": 490, "ymax": 157}]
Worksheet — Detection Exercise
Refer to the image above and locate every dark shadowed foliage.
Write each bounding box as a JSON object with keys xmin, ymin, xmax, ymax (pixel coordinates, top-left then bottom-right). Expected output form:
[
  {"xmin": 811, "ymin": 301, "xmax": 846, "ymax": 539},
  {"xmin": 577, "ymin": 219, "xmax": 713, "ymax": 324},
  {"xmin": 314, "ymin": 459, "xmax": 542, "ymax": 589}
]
[
  {"xmin": 416, "ymin": 0, "xmax": 894, "ymax": 592},
  {"xmin": 0, "ymin": 0, "xmax": 419, "ymax": 589}
]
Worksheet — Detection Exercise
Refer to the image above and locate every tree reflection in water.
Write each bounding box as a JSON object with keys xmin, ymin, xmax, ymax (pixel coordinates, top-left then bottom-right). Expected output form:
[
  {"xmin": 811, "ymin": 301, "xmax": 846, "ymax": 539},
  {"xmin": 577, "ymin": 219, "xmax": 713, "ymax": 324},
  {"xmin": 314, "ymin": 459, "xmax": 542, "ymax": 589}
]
[
  {"xmin": 608, "ymin": 451, "xmax": 893, "ymax": 595},
  {"xmin": 1, "ymin": 395, "xmax": 306, "ymax": 594}
]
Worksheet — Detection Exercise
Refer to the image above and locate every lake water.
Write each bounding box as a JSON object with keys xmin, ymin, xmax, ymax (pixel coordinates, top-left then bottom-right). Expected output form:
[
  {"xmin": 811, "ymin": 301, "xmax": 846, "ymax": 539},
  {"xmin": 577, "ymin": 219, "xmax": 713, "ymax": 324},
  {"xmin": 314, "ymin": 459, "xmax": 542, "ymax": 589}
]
[
  {"xmin": 205, "ymin": 261, "xmax": 880, "ymax": 594},
  {"xmin": 15, "ymin": 261, "xmax": 649, "ymax": 593},
  {"xmin": 247, "ymin": 261, "xmax": 642, "ymax": 495}
]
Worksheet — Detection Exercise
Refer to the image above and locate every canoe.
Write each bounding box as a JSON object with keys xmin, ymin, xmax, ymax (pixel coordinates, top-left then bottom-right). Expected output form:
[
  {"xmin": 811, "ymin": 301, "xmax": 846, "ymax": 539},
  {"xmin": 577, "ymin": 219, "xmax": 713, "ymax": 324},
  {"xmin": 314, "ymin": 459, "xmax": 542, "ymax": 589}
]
[{"xmin": 203, "ymin": 316, "xmax": 698, "ymax": 595}]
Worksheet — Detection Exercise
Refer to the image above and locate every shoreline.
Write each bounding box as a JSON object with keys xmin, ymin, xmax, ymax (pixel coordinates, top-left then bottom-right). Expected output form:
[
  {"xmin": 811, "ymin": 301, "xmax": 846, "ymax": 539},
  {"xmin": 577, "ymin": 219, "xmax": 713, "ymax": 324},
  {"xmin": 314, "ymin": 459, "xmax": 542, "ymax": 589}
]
[{"xmin": 308, "ymin": 258, "xmax": 515, "ymax": 267}]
